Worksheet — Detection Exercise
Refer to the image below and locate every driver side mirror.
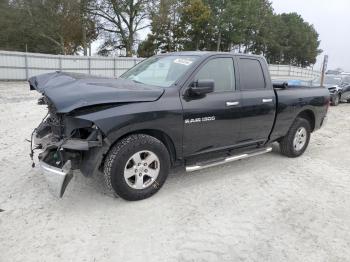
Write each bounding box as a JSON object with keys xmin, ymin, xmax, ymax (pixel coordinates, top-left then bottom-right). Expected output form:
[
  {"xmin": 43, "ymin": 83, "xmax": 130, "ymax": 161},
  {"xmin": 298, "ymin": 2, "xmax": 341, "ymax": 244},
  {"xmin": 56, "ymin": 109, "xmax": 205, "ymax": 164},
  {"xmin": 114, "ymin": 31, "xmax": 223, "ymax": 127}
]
[{"xmin": 189, "ymin": 79, "xmax": 215, "ymax": 96}]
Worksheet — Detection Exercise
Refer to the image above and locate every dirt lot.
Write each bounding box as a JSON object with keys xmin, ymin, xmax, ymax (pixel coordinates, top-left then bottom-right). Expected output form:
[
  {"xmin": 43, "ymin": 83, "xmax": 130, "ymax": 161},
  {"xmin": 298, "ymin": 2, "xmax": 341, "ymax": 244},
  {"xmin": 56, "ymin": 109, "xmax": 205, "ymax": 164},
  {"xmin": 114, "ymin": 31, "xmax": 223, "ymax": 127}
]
[{"xmin": 0, "ymin": 81, "xmax": 350, "ymax": 262}]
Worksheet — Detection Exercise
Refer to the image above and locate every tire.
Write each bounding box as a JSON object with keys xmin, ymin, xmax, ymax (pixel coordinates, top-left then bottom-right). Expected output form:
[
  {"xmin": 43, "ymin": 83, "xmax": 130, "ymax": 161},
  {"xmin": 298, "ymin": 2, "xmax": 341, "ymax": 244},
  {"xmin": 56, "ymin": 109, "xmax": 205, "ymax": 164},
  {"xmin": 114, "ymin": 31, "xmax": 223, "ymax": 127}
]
[
  {"xmin": 279, "ymin": 117, "xmax": 311, "ymax": 158},
  {"xmin": 103, "ymin": 134, "xmax": 170, "ymax": 201},
  {"xmin": 331, "ymin": 94, "xmax": 340, "ymax": 106},
  {"xmin": 347, "ymin": 99, "xmax": 350, "ymax": 103}
]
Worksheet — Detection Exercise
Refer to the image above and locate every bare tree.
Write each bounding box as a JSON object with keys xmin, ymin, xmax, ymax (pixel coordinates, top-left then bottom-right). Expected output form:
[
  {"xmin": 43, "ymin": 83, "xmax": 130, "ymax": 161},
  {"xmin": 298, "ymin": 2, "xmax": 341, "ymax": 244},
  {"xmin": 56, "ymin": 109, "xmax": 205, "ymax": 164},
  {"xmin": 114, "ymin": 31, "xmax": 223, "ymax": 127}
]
[{"xmin": 90, "ymin": 0, "xmax": 150, "ymax": 56}]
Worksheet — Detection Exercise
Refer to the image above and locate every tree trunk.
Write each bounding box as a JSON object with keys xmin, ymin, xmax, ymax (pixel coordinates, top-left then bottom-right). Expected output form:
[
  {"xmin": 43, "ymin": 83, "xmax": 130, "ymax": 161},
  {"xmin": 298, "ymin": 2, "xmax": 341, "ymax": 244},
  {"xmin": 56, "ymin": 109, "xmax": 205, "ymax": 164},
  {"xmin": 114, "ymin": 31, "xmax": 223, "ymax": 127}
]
[
  {"xmin": 60, "ymin": 36, "xmax": 65, "ymax": 55},
  {"xmin": 216, "ymin": 31, "xmax": 221, "ymax": 51},
  {"xmin": 81, "ymin": 0, "xmax": 87, "ymax": 56},
  {"xmin": 126, "ymin": 18, "xmax": 134, "ymax": 57},
  {"xmin": 126, "ymin": 35, "xmax": 133, "ymax": 57},
  {"xmin": 82, "ymin": 23, "xmax": 87, "ymax": 56}
]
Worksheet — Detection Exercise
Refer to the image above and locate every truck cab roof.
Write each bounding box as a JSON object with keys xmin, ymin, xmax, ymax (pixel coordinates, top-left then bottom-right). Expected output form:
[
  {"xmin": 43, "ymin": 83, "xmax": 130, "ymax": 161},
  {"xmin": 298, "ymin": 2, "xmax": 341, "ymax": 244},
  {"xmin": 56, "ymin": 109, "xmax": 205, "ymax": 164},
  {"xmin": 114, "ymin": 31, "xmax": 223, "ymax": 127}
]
[{"xmin": 157, "ymin": 51, "xmax": 264, "ymax": 59}]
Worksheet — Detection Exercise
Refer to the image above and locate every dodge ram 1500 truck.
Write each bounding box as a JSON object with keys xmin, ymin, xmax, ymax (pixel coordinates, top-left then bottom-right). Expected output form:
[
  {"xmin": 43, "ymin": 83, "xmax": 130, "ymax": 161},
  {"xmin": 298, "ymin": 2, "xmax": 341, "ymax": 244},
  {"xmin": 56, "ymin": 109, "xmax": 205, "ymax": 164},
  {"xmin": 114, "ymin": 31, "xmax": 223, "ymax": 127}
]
[{"xmin": 29, "ymin": 52, "xmax": 330, "ymax": 201}]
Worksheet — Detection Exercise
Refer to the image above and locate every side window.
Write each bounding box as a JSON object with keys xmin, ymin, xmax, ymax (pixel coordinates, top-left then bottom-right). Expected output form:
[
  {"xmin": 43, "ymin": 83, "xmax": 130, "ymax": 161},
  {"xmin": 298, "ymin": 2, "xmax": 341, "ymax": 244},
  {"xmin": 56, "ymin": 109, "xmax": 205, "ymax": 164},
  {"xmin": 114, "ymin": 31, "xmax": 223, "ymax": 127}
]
[
  {"xmin": 239, "ymin": 58, "xmax": 266, "ymax": 90},
  {"xmin": 194, "ymin": 58, "xmax": 235, "ymax": 92}
]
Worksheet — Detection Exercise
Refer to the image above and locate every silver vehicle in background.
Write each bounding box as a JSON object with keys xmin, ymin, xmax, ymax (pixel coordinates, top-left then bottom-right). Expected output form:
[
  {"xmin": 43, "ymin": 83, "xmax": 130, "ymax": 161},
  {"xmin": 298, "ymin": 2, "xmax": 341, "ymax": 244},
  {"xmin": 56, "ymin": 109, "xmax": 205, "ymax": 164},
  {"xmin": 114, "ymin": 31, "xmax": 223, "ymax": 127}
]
[
  {"xmin": 340, "ymin": 75, "xmax": 350, "ymax": 103},
  {"xmin": 313, "ymin": 75, "xmax": 342, "ymax": 106}
]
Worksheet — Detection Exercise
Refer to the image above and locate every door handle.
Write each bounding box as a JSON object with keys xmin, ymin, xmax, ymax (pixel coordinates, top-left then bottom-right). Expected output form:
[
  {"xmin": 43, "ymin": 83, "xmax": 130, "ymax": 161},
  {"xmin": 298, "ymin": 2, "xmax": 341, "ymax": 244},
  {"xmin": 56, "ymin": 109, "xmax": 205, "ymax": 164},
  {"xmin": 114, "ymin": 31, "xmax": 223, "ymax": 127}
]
[
  {"xmin": 262, "ymin": 98, "xmax": 273, "ymax": 103},
  {"xmin": 226, "ymin": 101, "xmax": 240, "ymax": 107}
]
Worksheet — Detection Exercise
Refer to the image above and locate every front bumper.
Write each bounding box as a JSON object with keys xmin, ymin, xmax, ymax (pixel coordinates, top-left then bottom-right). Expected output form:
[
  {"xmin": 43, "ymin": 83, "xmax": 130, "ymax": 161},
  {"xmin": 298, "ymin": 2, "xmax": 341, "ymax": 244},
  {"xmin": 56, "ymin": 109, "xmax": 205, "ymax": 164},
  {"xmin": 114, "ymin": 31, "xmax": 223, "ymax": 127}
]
[
  {"xmin": 39, "ymin": 159, "xmax": 73, "ymax": 198},
  {"xmin": 33, "ymin": 116, "xmax": 105, "ymax": 197}
]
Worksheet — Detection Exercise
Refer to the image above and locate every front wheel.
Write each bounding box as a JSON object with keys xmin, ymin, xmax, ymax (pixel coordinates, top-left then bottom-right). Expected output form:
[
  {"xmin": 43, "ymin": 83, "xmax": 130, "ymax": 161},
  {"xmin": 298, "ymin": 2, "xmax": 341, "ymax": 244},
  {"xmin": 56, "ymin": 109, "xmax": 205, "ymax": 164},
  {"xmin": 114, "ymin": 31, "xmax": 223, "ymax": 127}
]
[
  {"xmin": 279, "ymin": 117, "xmax": 311, "ymax": 158},
  {"xmin": 103, "ymin": 134, "xmax": 170, "ymax": 201}
]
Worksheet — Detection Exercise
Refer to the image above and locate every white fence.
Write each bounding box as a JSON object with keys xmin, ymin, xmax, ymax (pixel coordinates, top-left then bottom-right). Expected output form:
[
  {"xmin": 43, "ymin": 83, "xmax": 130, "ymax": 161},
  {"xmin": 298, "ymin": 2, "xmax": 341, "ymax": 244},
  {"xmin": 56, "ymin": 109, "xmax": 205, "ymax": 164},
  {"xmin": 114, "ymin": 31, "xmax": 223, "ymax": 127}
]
[
  {"xmin": 0, "ymin": 50, "xmax": 144, "ymax": 80},
  {"xmin": 0, "ymin": 50, "xmax": 320, "ymax": 81},
  {"xmin": 269, "ymin": 64, "xmax": 320, "ymax": 81}
]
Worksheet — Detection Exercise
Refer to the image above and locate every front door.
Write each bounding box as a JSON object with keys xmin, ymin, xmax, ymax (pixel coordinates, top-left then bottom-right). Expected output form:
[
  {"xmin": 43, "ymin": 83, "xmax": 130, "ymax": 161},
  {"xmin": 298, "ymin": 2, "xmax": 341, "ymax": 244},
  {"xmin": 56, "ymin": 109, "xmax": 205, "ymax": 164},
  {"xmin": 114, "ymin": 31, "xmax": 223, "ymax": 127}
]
[{"xmin": 181, "ymin": 56, "xmax": 242, "ymax": 157}]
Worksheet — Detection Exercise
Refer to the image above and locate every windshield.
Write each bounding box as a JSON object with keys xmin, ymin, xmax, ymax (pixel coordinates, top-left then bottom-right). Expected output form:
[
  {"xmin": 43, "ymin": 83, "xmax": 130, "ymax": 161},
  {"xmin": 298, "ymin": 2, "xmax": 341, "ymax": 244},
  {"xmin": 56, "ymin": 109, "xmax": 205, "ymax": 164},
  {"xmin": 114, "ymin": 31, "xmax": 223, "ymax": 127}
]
[
  {"xmin": 120, "ymin": 55, "xmax": 199, "ymax": 87},
  {"xmin": 313, "ymin": 75, "xmax": 342, "ymax": 86},
  {"xmin": 342, "ymin": 76, "xmax": 350, "ymax": 84}
]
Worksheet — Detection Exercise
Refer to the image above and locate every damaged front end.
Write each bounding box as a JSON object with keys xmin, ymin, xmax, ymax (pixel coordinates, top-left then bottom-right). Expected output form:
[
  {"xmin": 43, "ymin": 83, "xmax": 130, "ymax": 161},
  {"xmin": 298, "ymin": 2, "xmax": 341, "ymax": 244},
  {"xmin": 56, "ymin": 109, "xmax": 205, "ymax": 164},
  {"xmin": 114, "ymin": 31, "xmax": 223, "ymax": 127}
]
[
  {"xmin": 28, "ymin": 71, "xmax": 163, "ymax": 197},
  {"xmin": 32, "ymin": 96, "xmax": 105, "ymax": 198}
]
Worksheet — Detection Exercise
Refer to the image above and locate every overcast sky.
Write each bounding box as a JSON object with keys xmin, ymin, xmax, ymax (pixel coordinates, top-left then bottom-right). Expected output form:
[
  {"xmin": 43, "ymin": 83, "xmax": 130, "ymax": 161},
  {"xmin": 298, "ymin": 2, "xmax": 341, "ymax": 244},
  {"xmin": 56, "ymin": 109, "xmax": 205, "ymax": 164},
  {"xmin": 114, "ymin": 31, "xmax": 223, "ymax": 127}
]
[{"xmin": 271, "ymin": 0, "xmax": 350, "ymax": 71}]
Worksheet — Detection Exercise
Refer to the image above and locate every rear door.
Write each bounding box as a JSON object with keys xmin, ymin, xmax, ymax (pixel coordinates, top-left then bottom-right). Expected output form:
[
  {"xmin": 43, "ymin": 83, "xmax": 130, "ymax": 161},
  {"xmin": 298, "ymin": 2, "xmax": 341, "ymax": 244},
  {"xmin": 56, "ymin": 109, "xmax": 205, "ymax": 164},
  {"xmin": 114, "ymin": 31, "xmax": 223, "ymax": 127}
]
[
  {"xmin": 237, "ymin": 57, "xmax": 276, "ymax": 144},
  {"xmin": 181, "ymin": 56, "xmax": 242, "ymax": 156}
]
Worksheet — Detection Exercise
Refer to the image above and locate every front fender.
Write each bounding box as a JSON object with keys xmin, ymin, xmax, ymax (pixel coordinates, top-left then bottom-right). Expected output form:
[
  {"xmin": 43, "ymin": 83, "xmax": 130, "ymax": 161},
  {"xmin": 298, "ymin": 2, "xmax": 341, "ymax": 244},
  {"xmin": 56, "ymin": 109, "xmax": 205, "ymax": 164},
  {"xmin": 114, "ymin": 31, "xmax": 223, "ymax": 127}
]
[{"xmin": 75, "ymin": 95, "xmax": 184, "ymax": 162}]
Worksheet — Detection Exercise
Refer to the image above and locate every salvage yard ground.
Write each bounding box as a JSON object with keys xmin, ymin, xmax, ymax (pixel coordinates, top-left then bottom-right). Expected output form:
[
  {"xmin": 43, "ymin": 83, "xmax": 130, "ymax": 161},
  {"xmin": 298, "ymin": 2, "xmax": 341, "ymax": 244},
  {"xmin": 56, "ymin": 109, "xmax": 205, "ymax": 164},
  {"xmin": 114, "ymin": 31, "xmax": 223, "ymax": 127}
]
[{"xmin": 0, "ymin": 81, "xmax": 350, "ymax": 262}]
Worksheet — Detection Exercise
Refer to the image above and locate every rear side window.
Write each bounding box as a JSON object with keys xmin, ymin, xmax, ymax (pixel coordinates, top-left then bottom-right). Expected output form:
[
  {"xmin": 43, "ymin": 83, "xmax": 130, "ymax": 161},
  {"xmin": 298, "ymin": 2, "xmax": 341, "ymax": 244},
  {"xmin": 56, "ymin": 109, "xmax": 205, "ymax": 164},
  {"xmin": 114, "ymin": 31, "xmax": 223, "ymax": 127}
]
[
  {"xmin": 194, "ymin": 58, "xmax": 235, "ymax": 92},
  {"xmin": 239, "ymin": 58, "xmax": 265, "ymax": 90}
]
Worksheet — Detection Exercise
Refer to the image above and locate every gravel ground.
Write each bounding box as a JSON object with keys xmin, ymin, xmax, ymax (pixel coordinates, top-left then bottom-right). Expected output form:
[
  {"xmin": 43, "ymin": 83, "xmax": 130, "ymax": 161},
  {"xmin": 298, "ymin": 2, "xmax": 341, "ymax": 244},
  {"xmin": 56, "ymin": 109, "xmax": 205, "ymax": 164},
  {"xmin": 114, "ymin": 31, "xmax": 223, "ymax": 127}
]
[{"xmin": 1, "ymin": 81, "xmax": 350, "ymax": 262}]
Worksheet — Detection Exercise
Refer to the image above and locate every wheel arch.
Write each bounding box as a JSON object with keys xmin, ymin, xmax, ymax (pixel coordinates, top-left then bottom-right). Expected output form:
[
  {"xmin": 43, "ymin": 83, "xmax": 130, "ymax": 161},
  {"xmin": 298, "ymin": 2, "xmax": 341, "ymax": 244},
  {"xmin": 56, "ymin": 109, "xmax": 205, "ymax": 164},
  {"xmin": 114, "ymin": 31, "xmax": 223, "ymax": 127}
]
[
  {"xmin": 296, "ymin": 109, "xmax": 315, "ymax": 132},
  {"xmin": 103, "ymin": 129, "xmax": 178, "ymax": 168}
]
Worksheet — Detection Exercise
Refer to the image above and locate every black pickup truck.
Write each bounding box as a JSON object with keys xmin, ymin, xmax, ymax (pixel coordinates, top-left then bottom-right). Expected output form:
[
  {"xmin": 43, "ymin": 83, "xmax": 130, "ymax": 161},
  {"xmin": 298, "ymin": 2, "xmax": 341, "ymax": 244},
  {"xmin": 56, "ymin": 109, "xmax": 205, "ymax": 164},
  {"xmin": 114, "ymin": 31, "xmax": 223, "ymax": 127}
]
[{"xmin": 29, "ymin": 52, "xmax": 330, "ymax": 200}]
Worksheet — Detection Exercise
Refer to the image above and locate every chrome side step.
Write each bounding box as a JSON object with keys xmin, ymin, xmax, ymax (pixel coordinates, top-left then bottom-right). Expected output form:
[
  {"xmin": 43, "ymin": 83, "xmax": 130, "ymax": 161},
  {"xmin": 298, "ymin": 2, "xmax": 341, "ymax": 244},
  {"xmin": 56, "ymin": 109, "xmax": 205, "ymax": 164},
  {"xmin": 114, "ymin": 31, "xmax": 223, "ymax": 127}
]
[{"xmin": 186, "ymin": 147, "xmax": 272, "ymax": 172}]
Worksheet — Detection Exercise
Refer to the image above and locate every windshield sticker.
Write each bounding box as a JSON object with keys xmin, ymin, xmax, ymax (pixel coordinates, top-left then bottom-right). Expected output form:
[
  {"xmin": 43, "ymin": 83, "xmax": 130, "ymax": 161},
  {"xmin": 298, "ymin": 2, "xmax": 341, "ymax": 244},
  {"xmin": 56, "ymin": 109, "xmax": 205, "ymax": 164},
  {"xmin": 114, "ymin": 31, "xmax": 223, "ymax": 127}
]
[{"xmin": 174, "ymin": 58, "xmax": 193, "ymax": 66}]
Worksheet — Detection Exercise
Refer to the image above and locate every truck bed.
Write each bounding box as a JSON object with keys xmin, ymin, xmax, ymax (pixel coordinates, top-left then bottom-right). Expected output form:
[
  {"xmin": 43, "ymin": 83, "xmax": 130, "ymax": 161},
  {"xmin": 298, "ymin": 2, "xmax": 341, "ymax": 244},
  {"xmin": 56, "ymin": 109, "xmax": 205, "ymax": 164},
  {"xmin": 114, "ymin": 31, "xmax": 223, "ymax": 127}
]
[{"xmin": 270, "ymin": 86, "xmax": 330, "ymax": 141}]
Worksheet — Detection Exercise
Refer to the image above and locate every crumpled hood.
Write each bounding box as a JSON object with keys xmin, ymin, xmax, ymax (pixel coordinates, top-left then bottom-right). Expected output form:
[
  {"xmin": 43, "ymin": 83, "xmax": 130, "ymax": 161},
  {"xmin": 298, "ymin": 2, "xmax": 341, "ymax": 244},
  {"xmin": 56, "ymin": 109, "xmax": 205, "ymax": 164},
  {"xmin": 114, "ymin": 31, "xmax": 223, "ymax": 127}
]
[
  {"xmin": 323, "ymin": 84, "xmax": 341, "ymax": 91},
  {"xmin": 29, "ymin": 72, "xmax": 164, "ymax": 113}
]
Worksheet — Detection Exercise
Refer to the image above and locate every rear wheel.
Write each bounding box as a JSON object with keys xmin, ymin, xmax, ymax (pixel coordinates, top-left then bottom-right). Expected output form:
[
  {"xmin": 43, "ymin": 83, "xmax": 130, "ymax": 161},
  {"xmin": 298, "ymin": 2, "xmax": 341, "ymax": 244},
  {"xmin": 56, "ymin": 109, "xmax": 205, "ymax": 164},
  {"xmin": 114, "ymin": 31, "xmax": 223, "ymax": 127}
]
[
  {"xmin": 104, "ymin": 134, "xmax": 170, "ymax": 201},
  {"xmin": 279, "ymin": 117, "xmax": 311, "ymax": 158},
  {"xmin": 347, "ymin": 99, "xmax": 350, "ymax": 103},
  {"xmin": 331, "ymin": 94, "xmax": 340, "ymax": 106}
]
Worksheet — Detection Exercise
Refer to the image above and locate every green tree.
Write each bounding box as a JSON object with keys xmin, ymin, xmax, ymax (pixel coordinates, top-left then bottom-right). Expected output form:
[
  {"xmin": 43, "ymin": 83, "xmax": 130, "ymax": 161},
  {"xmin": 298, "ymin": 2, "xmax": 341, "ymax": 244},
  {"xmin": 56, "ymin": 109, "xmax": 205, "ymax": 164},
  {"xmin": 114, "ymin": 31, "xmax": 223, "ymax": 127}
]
[
  {"xmin": 265, "ymin": 13, "xmax": 321, "ymax": 67},
  {"xmin": 203, "ymin": 0, "xmax": 224, "ymax": 51},
  {"xmin": 0, "ymin": 0, "xmax": 97, "ymax": 54},
  {"xmin": 243, "ymin": 0, "xmax": 274, "ymax": 54},
  {"xmin": 138, "ymin": 0, "xmax": 184, "ymax": 55},
  {"xmin": 151, "ymin": 0, "xmax": 184, "ymax": 52},
  {"xmin": 137, "ymin": 34, "xmax": 157, "ymax": 57},
  {"xmin": 180, "ymin": 0, "xmax": 211, "ymax": 50},
  {"xmin": 26, "ymin": 0, "xmax": 97, "ymax": 54},
  {"xmin": 202, "ymin": 0, "xmax": 271, "ymax": 52}
]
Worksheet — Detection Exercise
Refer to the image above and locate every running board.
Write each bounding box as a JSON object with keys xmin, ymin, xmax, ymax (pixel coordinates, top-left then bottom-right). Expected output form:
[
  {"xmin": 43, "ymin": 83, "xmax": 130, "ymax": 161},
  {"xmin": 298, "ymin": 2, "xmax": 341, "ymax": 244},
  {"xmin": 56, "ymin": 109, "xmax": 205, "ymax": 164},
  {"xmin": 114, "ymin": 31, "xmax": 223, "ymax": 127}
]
[{"xmin": 186, "ymin": 147, "xmax": 272, "ymax": 172}]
